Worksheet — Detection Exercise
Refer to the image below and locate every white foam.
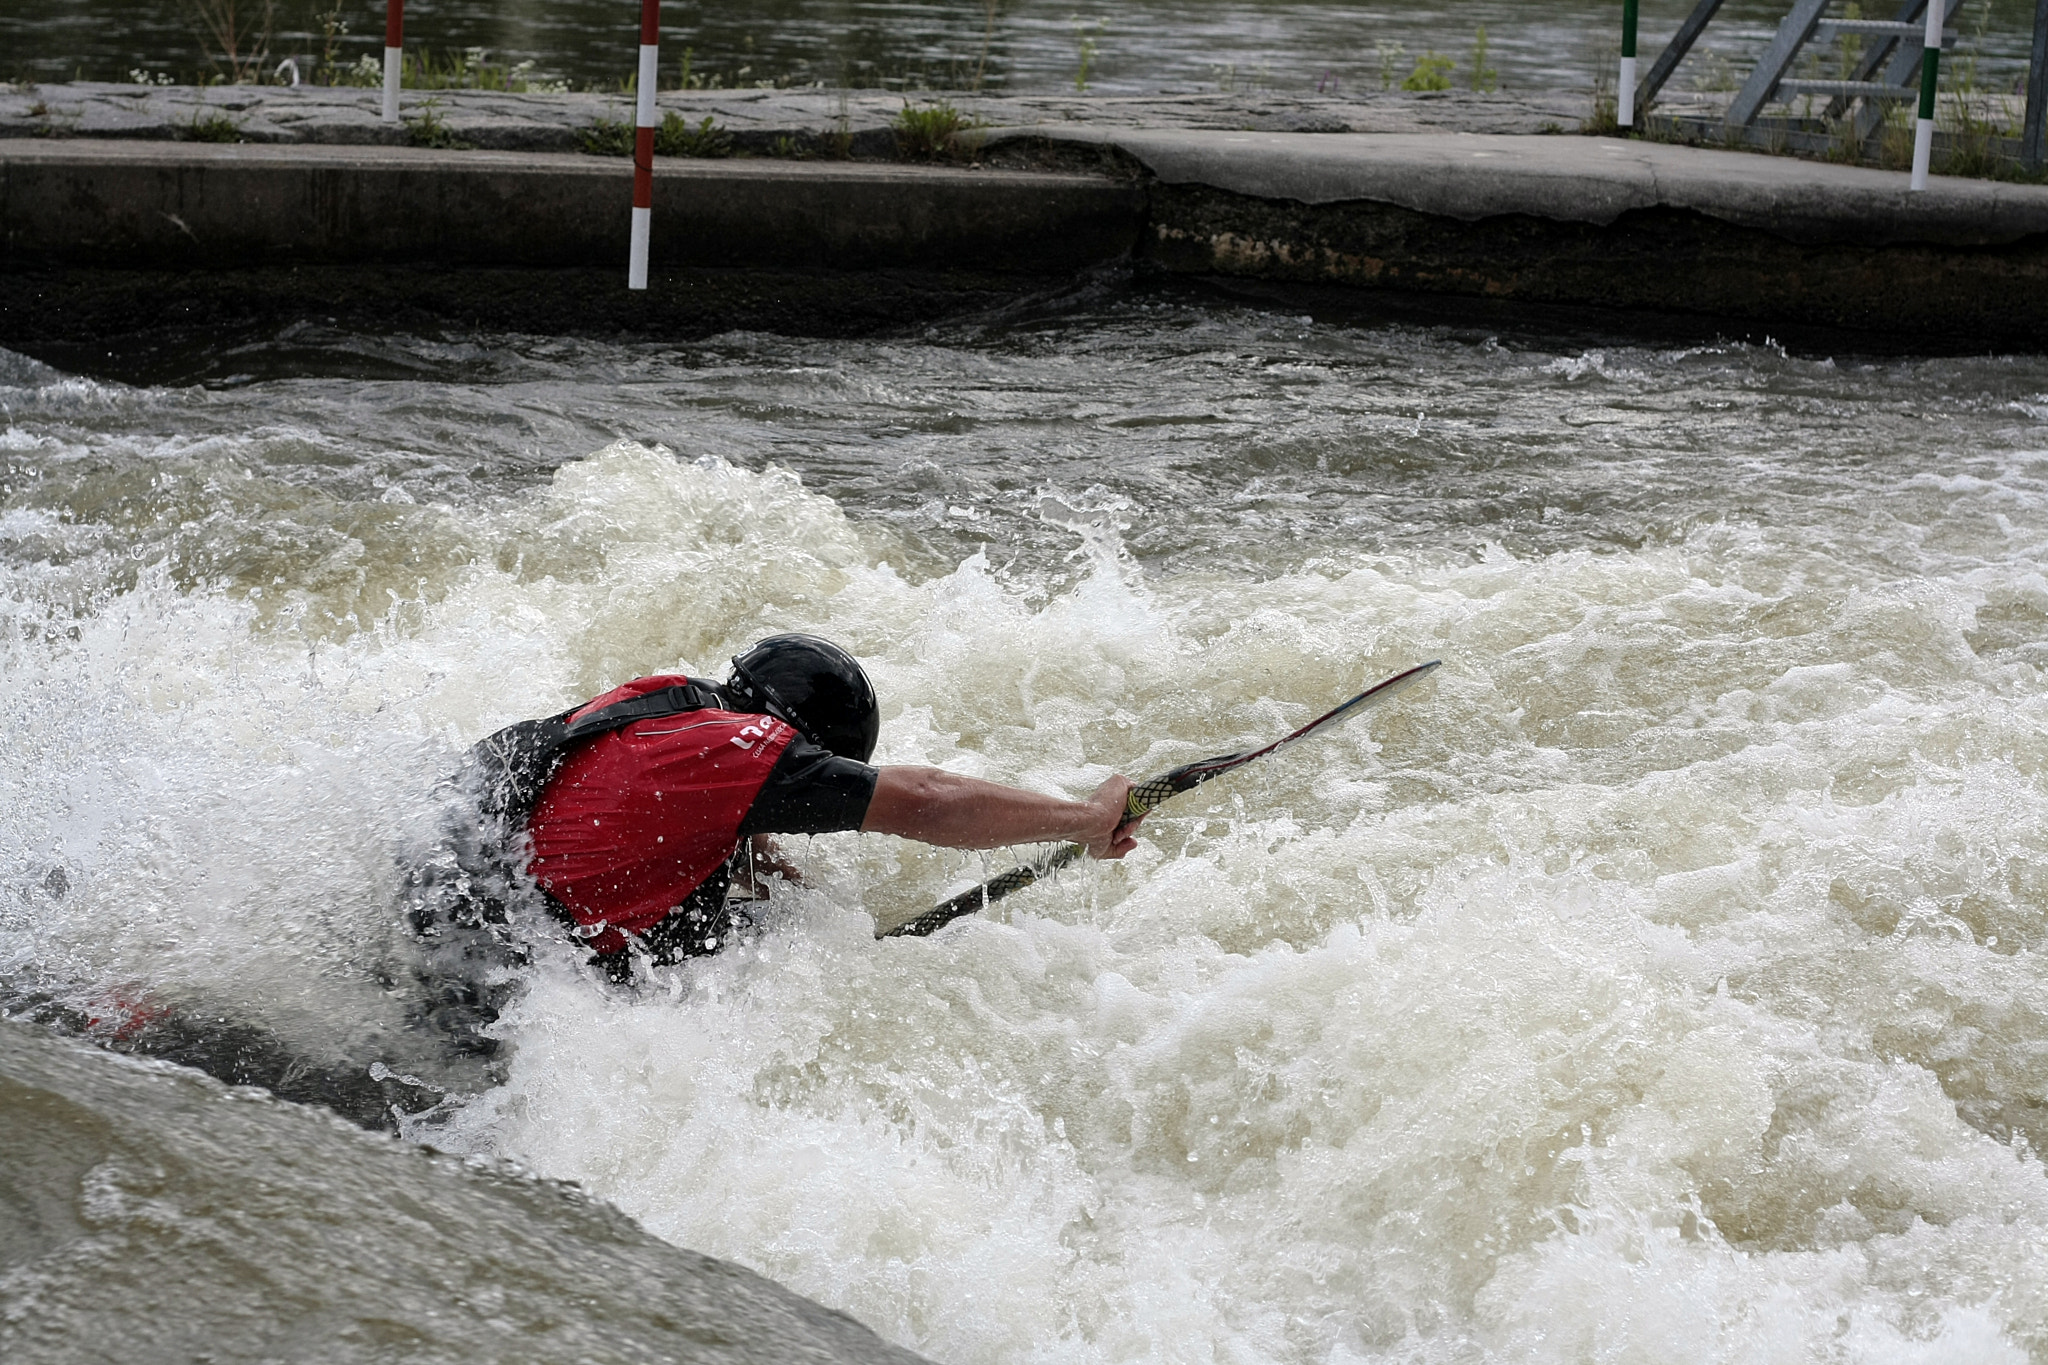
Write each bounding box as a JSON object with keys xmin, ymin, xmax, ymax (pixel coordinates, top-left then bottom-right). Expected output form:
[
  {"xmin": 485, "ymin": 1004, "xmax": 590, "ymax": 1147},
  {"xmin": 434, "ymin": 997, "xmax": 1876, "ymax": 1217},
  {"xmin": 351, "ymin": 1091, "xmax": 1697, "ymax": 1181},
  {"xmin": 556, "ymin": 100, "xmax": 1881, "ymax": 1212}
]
[{"xmin": 8, "ymin": 438, "xmax": 2047, "ymax": 1363}]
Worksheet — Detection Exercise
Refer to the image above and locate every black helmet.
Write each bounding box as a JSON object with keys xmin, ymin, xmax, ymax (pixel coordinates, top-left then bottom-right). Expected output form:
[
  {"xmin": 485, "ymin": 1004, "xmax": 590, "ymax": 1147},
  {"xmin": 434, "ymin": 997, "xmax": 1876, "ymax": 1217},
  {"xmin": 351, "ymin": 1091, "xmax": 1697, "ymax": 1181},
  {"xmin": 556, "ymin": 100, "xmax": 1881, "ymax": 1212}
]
[{"xmin": 727, "ymin": 633, "xmax": 880, "ymax": 763}]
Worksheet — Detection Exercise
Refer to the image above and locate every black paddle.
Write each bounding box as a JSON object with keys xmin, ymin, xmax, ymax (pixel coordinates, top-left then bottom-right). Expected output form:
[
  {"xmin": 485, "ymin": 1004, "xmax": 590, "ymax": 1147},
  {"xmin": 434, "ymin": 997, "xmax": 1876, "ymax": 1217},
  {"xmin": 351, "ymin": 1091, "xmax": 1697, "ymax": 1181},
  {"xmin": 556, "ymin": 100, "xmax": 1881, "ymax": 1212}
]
[{"xmin": 881, "ymin": 660, "xmax": 1442, "ymax": 939}]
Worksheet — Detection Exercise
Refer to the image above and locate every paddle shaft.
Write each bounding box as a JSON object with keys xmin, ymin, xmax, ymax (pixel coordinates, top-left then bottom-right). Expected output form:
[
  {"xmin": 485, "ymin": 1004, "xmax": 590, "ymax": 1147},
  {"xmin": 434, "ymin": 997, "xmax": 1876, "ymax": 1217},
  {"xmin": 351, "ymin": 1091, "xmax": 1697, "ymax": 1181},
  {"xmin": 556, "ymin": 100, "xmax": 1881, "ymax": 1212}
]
[{"xmin": 881, "ymin": 661, "xmax": 1440, "ymax": 939}]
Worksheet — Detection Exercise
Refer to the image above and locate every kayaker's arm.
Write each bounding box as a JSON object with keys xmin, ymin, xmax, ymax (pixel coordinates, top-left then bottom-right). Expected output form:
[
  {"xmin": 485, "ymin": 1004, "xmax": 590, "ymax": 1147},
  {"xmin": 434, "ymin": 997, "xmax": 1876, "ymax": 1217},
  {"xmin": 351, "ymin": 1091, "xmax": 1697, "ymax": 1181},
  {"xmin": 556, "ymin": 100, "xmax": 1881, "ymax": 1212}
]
[{"xmin": 862, "ymin": 769, "xmax": 1143, "ymax": 859}]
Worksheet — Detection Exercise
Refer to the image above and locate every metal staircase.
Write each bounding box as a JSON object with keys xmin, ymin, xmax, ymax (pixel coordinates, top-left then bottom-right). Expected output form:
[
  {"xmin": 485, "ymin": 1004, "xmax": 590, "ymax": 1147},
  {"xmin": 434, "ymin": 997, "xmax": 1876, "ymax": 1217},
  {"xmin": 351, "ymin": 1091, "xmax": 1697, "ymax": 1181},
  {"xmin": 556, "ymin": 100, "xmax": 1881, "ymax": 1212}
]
[
  {"xmin": 1628, "ymin": 0, "xmax": 1962, "ymax": 155},
  {"xmin": 1724, "ymin": 0, "xmax": 1959, "ymax": 141}
]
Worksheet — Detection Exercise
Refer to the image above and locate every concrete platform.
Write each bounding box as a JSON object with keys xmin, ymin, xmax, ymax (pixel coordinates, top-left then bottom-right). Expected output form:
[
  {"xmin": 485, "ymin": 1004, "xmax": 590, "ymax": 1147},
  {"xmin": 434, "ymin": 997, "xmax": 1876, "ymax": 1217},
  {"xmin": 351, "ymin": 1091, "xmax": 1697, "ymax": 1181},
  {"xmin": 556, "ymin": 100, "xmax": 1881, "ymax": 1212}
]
[
  {"xmin": 4, "ymin": 127, "xmax": 2046, "ymax": 350},
  {"xmin": 1004, "ymin": 128, "xmax": 2048, "ymax": 247},
  {"xmin": 0, "ymin": 82, "xmax": 1590, "ymax": 151}
]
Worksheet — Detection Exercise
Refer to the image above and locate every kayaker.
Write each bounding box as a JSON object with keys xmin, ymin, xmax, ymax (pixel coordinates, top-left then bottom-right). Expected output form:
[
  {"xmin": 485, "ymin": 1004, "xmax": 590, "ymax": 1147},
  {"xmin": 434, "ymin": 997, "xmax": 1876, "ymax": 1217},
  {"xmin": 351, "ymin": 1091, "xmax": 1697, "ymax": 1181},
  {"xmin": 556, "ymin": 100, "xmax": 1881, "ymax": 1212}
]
[{"xmin": 415, "ymin": 633, "xmax": 1142, "ymax": 986}]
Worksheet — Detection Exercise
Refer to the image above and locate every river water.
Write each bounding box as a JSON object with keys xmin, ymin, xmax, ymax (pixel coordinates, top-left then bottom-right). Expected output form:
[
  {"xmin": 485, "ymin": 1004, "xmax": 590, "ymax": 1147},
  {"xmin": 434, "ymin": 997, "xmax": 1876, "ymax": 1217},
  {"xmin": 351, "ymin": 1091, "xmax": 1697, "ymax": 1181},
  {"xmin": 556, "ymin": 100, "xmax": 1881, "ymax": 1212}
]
[
  {"xmin": 7, "ymin": 0, "xmax": 2043, "ymax": 97},
  {"xmin": 5, "ymin": 292, "xmax": 2048, "ymax": 1362}
]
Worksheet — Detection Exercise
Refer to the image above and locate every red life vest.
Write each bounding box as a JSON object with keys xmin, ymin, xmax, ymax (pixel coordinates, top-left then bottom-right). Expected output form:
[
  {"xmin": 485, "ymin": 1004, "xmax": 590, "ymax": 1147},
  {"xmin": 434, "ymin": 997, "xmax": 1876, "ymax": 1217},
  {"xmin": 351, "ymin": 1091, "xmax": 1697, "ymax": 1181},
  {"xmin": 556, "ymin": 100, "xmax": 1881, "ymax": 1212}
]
[{"xmin": 526, "ymin": 675, "xmax": 798, "ymax": 954}]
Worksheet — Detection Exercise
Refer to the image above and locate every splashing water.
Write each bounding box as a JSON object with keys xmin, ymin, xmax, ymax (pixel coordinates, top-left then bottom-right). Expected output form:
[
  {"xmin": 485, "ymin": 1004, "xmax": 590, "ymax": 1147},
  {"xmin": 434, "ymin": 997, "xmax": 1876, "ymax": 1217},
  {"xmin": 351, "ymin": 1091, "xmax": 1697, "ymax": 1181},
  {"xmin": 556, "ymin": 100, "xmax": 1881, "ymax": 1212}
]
[{"xmin": 4, "ymin": 301, "xmax": 2048, "ymax": 1363}]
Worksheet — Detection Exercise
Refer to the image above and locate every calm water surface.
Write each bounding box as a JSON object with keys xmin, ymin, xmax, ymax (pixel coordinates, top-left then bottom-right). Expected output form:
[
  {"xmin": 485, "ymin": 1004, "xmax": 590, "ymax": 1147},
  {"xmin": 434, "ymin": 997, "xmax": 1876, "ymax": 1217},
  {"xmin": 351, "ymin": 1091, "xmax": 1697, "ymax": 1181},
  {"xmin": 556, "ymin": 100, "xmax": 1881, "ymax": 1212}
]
[{"xmin": 5, "ymin": 289, "xmax": 2048, "ymax": 1360}]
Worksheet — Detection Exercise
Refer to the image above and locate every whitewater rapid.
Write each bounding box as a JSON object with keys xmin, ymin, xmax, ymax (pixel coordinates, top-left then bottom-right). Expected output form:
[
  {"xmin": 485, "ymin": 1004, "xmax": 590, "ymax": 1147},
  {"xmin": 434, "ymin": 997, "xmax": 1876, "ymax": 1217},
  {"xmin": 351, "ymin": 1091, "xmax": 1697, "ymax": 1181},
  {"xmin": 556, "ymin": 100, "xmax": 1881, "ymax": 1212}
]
[{"xmin": 3, "ymin": 314, "xmax": 2047, "ymax": 1363}]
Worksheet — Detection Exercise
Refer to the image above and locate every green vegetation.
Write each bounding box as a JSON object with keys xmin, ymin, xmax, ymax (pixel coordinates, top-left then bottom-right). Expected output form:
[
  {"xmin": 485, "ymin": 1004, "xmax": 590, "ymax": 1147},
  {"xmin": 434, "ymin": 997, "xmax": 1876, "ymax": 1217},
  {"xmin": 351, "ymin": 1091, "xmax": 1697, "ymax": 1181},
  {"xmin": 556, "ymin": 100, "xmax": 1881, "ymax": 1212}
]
[
  {"xmin": 1585, "ymin": 43, "xmax": 1619, "ymax": 133},
  {"xmin": 973, "ymin": 0, "xmax": 1000, "ymax": 92},
  {"xmin": 1468, "ymin": 27, "xmax": 1497, "ymax": 93},
  {"xmin": 827, "ymin": 96, "xmax": 855, "ymax": 158},
  {"xmin": 1072, "ymin": 17, "xmax": 1101, "ymax": 92},
  {"xmin": 332, "ymin": 47, "xmax": 567, "ymax": 93},
  {"xmin": 313, "ymin": 1, "xmax": 346, "ymax": 74},
  {"xmin": 180, "ymin": 107, "xmax": 243, "ymax": 142},
  {"xmin": 182, "ymin": 0, "xmax": 273, "ymax": 85},
  {"xmin": 577, "ymin": 112, "xmax": 734, "ymax": 159},
  {"xmin": 1937, "ymin": 0, "xmax": 2026, "ymax": 177},
  {"xmin": 579, "ymin": 116, "xmax": 633, "ymax": 157},
  {"xmin": 1374, "ymin": 41, "xmax": 1405, "ymax": 92},
  {"xmin": 894, "ymin": 100, "xmax": 980, "ymax": 160},
  {"xmin": 659, "ymin": 112, "xmax": 732, "ymax": 157},
  {"xmin": 1401, "ymin": 52, "xmax": 1454, "ymax": 92},
  {"xmin": 403, "ymin": 97, "xmax": 473, "ymax": 149}
]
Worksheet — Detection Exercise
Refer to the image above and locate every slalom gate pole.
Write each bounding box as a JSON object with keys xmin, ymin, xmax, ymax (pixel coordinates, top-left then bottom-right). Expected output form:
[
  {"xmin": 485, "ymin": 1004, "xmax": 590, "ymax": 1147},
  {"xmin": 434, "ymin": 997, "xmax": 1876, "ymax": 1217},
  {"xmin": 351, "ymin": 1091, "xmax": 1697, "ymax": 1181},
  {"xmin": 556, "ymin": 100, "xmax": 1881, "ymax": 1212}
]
[
  {"xmin": 628, "ymin": 0, "xmax": 660, "ymax": 291},
  {"xmin": 1619, "ymin": 0, "xmax": 1640, "ymax": 127},
  {"xmin": 382, "ymin": 0, "xmax": 403, "ymax": 124},
  {"xmin": 1911, "ymin": 0, "xmax": 1942, "ymax": 190}
]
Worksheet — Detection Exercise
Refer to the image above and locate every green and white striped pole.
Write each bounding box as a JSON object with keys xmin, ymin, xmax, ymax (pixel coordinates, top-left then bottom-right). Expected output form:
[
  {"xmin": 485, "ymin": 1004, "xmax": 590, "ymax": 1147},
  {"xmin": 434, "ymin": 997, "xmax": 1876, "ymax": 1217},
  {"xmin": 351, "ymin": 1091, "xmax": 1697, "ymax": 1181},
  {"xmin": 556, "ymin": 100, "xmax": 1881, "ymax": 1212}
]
[
  {"xmin": 1619, "ymin": 0, "xmax": 1640, "ymax": 126},
  {"xmin": 1910, "ymin": 0, "xmax": 1942, "ymax": 189}
]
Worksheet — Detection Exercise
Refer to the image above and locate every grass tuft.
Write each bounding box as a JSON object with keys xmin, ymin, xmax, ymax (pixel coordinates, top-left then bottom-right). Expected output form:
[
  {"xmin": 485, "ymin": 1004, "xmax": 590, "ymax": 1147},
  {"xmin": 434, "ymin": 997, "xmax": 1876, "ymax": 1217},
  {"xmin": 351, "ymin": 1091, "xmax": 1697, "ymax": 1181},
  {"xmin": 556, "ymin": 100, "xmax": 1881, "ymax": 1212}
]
[
  {"xmin": 180, "ymin": 108, "xmax": 243, "ymax": 142},
  {"xmin": 1401, "ymin": 52, "xmax": 1454, "ymax": 92},
  {"xmin": 894, "ymin": 100, "xmax": 980, "ymax": 160},
  {"xmin": 403, "ymin": 97, "xmax": 473, "ymax": 150},
  {"xmin": 1468, "ymin": 27, "xmax": 1498, "ymax": 93},
  {"xmin": 659, "ymin": 112, "xmax": 732, "ymax": 157},
  {"xmin": 577, "ymin": 112, "xmax": 734, "ymax": 158},
  {"xmin": 579, "ymin": 116, "xmax": 632, "ymax": 157}
]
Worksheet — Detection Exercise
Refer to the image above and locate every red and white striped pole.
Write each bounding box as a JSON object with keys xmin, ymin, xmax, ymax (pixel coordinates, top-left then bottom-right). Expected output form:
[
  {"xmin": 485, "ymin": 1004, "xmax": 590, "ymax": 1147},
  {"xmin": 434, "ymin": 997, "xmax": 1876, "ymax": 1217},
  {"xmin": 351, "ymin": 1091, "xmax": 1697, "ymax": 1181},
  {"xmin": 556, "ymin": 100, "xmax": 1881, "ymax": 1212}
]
[
  {"xmin": 382, "ymin": 0, "xmax": 403, "ymax": 123},
  {"xmin": 628, "ymin": 0, "xmax": 660, "ymax": 290}
]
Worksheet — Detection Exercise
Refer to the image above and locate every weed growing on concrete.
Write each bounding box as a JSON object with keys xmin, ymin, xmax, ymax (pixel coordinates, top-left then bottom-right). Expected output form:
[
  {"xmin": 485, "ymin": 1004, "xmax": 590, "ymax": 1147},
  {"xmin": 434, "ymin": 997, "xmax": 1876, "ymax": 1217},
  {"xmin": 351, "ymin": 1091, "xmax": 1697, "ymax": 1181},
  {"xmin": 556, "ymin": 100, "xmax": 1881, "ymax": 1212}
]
[
  {"xmin": 1586, "ymin": 43, "xmax": 1619, "ymax": 133},
  {"xmin": 1072, "ymin": 17, "xmax": 1101, "ymax": 92},
  {"xmin": 895, "ymin": 101, "xmax": 981, "ymax": 160},
  {"xmin": 313, "ymin": 1, "xmax": 346, "ymax": 78},
  {"xmin": 180, "ymin": 108, "xmax": 242, "ymax": 142},
  {"xmin": 1468, "ymin": 27, "xmax": 1498, "ymax": 93},
  {"xmin": 1823, "ymin": 112, "xmax": 1862, "ymax": 163},
  {"xmin": 770, "ymin": 134, "xmax": 803, "ymax": 158},
  {"xmin": 829, "ymin": 94, "xmax": 854, "ymax": 157},
  {"xmin": 576, "ymin": 114, "xmax": 734, "ymax": 158},
  {"xmin": 1688, "ymin": 50, "xmax": 1740, "ymax": 93},
  {"xmin": 579, "ymin": 116, "xmax": 632, "ymax": 157},
  {"xmin": 326, "ymin": 46, "xmax": 562, "ymax": 92},
  {"xmin": 1401, "ymin": 52, "xmax": 1453, "ymax": 92},
  {"xmin": 974, "ymin": 0, "xmax": 999, "ymax": 92},
  {"xmin": 182, "ymin": 0, "xmax": 273, "ymax": 84},
  {"xmin": 1872, "ymin": 101, "xmax": 1913, "ymax": 169},
  {"xmin": 1936, "ymin": 0, "xmax": 2020, "ymax": 174},
  {"xmin": 404, "ymin": 97, "xmax": 474, "ymax": 149},
  {"xmin": 1375, "ymin": 41, "xmax": 1405, "ymax": 92},
  {"xmin": 659, "ymin": 113, "xmax": 732, "ymax": 157},
  {"xmin": 395, "ymin": 48, "xmax": 567, "ymax": 93},
  {"xmin": 1832, "ymin": 3, "xmax": 1865, "ymax": 81}
]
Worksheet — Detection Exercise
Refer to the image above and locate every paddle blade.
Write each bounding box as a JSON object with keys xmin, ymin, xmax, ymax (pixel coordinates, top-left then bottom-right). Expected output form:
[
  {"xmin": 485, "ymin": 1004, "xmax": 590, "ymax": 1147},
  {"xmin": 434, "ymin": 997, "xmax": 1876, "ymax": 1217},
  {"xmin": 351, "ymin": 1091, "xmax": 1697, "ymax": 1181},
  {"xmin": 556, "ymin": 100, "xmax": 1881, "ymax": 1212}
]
[{"xmin": 1157, "ymin": 659, "xmax": 1441, "ymax": 797}]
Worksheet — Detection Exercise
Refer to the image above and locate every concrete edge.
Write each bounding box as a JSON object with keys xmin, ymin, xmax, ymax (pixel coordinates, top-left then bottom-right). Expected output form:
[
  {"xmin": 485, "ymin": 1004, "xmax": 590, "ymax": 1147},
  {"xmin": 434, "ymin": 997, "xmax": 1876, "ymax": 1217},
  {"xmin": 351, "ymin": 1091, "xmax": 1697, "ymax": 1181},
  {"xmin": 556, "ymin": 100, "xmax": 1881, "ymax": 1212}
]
[{"xmin": 986, "ymin": 125, "xmax": 2048, "ymax": 247}]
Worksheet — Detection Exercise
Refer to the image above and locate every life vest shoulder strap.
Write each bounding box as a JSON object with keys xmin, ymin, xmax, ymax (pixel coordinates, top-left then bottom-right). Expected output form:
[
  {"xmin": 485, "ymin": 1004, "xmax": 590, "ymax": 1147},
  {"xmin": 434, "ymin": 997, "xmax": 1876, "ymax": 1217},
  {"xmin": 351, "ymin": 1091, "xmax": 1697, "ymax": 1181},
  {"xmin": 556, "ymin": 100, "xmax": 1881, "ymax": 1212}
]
[
  {"xmin": 466, "ymin": 680, "xmax": 725, "ymax": 831},
  {"xmin": 560, "ymin": 681, "xmax": 721, "ymax": 742}
]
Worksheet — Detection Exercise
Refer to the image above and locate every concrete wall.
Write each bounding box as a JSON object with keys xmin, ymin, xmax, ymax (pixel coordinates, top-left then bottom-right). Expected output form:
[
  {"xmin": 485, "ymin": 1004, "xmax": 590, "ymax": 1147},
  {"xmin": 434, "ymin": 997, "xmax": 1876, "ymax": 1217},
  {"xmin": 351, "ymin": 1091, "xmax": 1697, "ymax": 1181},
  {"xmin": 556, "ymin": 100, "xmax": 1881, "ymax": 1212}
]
[
  {"xmin": 5, "ymin": 135, "xmax": 2047, "ymax": 351},
  {"xmin": 0, "ymin": 142, "xmax": 1144, "ymax": 273}
]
